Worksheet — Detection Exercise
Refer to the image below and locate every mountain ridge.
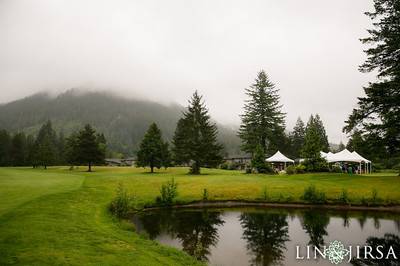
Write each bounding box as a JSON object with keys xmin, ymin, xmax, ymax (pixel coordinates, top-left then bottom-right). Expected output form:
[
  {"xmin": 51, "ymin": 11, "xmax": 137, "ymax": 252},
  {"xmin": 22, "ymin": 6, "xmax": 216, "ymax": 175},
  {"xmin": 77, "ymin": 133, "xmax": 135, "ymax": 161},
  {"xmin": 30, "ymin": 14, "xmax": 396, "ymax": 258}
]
[{"xmin": 0, "ymin": 89, "xmax": 243, "ymax": 157}]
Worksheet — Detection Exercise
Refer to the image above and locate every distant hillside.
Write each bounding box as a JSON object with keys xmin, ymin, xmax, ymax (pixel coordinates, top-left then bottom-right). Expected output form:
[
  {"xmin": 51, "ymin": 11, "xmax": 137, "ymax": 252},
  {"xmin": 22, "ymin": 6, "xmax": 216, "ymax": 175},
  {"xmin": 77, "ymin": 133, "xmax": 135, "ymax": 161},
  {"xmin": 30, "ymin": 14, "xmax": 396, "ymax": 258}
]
[{"xmin": 0, "ymin": 90, "xmax": 243, "ymax": 157}]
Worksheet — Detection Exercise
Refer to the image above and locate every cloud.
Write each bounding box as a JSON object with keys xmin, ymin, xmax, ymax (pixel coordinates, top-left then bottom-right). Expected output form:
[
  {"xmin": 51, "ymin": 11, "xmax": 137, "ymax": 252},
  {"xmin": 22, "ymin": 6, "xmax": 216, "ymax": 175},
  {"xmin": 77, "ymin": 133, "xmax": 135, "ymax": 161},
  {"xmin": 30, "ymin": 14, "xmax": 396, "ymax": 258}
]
[{"xmin": 0, "ymin": 0, "xmax": 375, "ymax": 143}]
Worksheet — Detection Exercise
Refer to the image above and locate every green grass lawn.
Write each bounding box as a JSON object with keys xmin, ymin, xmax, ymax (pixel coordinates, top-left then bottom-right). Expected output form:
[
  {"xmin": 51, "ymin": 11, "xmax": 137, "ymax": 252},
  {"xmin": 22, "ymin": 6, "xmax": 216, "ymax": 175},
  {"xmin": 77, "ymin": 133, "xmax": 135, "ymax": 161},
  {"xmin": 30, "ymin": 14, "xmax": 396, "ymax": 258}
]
[{"xmin": 0, "ymin": 166, "xmax": 399, "ymax": 265}]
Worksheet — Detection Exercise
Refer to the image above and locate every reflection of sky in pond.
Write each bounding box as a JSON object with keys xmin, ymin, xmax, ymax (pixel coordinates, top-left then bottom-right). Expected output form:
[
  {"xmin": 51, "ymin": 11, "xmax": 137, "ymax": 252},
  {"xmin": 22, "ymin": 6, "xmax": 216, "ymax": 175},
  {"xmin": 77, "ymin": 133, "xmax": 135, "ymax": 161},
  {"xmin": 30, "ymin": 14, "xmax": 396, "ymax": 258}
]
[{"xmin": 133, "ymin": 208, "xmax": 399, "ymax": 266}]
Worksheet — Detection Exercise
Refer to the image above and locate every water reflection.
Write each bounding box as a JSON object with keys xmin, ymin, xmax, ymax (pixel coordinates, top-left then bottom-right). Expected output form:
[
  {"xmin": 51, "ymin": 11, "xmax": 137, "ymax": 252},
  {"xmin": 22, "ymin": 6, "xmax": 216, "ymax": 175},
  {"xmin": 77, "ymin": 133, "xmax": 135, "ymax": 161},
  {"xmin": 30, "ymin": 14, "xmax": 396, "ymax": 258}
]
[
  {"xmin": 351, "ymin": 234, "xmax": 400, "ymax": 266},
  {"xmin": 137, "ymin": 209, "xmax": 224, "ymax": 261},
  {"xmin": 301, "ymin": 210, "xmax": 330, "ymax": 248},
  {"xmin": 240, "ymin": 211, "xmax": 289, "ymax": 266},
  {"xmin": 133, "ymin": 208, "xmax": 399, "ymax": 265}
]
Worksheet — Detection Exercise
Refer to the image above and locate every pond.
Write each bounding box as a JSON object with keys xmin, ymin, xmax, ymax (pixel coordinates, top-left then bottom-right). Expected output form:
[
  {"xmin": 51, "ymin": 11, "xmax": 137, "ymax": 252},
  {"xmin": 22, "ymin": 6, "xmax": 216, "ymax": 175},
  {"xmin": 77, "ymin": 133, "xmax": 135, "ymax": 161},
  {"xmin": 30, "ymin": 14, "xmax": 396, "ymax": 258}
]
[{"xmin": 132, "ymin": 207, "xmax": 400, "ymax": 266}]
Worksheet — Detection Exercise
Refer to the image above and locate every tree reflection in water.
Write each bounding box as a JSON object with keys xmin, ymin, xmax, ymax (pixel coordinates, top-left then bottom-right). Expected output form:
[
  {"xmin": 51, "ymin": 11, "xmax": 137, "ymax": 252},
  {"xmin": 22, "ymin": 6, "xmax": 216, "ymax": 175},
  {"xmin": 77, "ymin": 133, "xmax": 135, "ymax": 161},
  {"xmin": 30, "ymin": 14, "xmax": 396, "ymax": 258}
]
[
  {"xmin": 300, "ymin": 210, "xmax": 330, "ymax": 248},
  {"xmin": 137, "ymin": 209, "xmax": 224, "ymax": 262},
  {"xmin": 240, "ymin": 211, "xmax": 289, "ymax": 266},
  {"xmin": 351, "ymin": 234, "xmax": 400, "ymax": 266}
]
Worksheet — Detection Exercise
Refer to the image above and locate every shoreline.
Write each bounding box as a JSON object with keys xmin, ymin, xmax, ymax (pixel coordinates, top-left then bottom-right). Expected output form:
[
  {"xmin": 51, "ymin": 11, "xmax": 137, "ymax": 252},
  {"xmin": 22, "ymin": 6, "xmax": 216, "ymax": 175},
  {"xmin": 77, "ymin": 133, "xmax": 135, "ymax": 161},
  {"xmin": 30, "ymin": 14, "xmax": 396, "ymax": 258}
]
[{"xmin": 140, "ymin": 200, "xmax": 400, "ymax": 213}]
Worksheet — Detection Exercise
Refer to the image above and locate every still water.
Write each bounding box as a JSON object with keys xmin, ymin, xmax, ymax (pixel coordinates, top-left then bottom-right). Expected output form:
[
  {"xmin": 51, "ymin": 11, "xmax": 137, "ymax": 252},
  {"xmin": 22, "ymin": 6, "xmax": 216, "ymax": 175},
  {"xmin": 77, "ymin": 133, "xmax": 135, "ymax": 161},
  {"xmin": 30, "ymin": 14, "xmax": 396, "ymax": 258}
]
[{"xmin": 132, "ymin": 207, "xmax": 400, "ymax": 266}]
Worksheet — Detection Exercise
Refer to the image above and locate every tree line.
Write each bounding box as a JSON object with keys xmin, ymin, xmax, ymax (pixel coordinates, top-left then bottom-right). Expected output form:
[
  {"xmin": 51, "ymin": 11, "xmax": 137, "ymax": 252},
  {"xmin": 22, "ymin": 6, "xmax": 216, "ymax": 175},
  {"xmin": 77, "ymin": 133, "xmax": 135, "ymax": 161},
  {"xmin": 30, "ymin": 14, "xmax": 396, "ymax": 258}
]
[{"xmin": 0, "ymin": 121, "xmax": 105, "ymax": 171}]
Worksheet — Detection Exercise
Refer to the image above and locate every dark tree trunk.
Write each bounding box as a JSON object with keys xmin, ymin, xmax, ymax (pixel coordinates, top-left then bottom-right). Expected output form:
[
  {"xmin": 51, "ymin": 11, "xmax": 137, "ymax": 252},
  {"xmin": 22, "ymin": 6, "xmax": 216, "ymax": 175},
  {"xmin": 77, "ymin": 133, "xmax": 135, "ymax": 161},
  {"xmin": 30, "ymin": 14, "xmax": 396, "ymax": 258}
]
[
  {"xmin": 88, "ymin": 162, "xmax": 92, "ymax": 172},
  {"xmin": 44, "ymin": 165, "xmax": 47, "ymax": 170}
]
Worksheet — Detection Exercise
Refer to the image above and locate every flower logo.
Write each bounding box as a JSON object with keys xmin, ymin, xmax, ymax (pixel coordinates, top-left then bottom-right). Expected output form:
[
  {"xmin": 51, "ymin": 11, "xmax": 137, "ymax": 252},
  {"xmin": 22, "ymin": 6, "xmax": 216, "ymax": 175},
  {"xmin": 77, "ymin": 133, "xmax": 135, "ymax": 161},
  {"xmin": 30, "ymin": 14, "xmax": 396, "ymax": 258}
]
[{"xmin": 325, "ymin": 240, "xmax": 350, "ymax": 264}]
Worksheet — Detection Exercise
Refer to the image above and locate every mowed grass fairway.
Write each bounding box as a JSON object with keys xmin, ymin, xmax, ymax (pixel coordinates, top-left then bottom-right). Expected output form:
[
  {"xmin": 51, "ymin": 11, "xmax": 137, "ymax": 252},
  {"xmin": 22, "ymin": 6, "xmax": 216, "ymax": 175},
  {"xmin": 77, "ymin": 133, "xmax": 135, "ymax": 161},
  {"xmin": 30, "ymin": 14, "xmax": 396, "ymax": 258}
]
[{"xmin": 0, "ymin": 167, "xmax": 399, "ymax": 265}]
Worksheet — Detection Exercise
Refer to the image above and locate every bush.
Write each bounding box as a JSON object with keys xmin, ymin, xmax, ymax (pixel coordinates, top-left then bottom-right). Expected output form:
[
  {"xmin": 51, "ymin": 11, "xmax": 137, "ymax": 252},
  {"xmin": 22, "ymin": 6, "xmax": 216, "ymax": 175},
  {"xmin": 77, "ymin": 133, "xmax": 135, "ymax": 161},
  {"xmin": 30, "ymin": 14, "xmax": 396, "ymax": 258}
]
[
  {"xmin": 109, "ymin": 182, "xmax": 131, "ymax": 218},
  {"xmin": 370, "ymin": 188, "xmax": 381, "ymax": 205},
  {"xmin": 286, "ymin": 165, "xmax": 296, "ymax": 175},
  {"xmin": 301, "ymin": 185, "xmax": 326, "ymax": 204},
  {"xmin": 202, "ymin": 188, "xmax": 209, "ymax": 201},
  {"xmin": 219, "ymin": 162, "xmax": 229, "ymax": 169},
  {"xmin": 303, "ymin": 158, "xmax": 329, "ymax": 172},
  {"xmin": 338, "ymin": 189, "xmax": 349, "ymax": 204},
  {"xmin": 261, "ymin": 186, "xmax": 269, "ymax": 201},
  {"xmin": 157, "ymin": 178, "xmax": 178, "ymax": 206},
  {"xmin": 295, "ymin": 164, "xmax": 306, "ymax": 174},
  {"xmin": 228, "ymin": 161, "xmax": 241, "ymax": 170},
  {"xmin": 330, "ymin": 165, "xmax": 342, "ymax": 173}
]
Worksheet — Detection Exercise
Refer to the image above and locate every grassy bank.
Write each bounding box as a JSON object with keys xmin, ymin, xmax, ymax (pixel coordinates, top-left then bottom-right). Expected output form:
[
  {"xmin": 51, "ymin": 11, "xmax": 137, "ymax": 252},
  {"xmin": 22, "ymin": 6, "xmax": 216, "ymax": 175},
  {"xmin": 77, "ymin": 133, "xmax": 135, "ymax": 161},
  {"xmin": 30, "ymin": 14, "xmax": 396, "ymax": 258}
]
[{"xmin": 0, "ymin": 167, "xmax": 399, "ymax": 265}]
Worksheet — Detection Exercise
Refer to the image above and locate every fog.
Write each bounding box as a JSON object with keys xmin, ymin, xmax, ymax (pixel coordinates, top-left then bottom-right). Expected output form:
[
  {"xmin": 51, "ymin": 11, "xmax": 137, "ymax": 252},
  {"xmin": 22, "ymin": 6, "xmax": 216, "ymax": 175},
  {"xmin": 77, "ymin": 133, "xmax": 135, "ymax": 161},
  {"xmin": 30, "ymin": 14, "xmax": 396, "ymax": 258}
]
[{"xmin": 0, "ymin": 0, "xmax": 375, "ymax": 143}]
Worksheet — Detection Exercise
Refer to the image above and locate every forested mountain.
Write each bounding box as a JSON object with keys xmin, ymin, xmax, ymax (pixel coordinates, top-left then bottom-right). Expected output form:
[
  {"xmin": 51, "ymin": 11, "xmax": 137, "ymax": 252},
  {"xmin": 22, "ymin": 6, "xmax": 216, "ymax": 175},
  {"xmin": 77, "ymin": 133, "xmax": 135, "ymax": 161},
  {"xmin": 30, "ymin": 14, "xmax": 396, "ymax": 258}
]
[{"xmin": 0, "ymin": 89, "xmax": 242, "ymax": 157}]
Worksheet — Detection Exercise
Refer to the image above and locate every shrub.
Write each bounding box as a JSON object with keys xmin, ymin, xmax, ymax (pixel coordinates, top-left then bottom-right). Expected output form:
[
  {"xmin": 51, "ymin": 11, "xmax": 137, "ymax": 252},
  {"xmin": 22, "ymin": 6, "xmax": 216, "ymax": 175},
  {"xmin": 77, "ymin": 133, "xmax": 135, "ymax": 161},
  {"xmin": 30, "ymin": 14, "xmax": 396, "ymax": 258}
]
[
  {"xmin": 228, "ymin": 161, "xmax": 241, "ymax": 170},
  {"xmin": 245, "ymin": 164, "xmax": 252, "ymax": 174},
  {"xmin": 338, "ymin": 189, "xmax": 349, "ymax": 204},
  {"xmin": 261, "ymin": 186, "xmax": 269, "ymax": 201},
  {"xmin": 286, "ymin": 165, "xmax": 296, "ymax": 175},
  {"xmin": 301, "ymin": 185, "xmax": 326, "ymax": 204},
  {"xmin": 157, "ymin": 178, "xmax": 178, "ymax": 206},
  {"xmin": 220, "ymin": 162, "xmax": 229, "ymax": 169},
  {"xmin": 295, "ymin": 164, "xmax": 306, "ymax": 174},
  {"xmin": 370, "ymin": 188, "xmax": 381, "ymax": 205},
  {"xmin": 202, "ymin": 188, "xmax": 209, "ymax": 201},
  {"xmin": 109, "ymin": 182, "xmax": 131, "ymax": 218},
  {"xmin": 330, "ymin": 165, "xmax": 342, "ymax": 173},
  {"xmin": 303, "ymin": 158, "xmax": 329, "ymax": 172}
]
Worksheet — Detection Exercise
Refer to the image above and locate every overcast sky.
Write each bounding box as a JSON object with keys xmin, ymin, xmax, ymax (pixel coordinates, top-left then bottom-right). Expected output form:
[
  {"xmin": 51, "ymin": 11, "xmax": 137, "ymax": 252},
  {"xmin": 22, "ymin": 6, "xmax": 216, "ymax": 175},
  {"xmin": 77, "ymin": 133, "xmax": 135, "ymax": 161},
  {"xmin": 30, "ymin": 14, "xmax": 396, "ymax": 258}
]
[{"xmin": 0, "ymin": 0, "xmax": 375, "ymax": 143}]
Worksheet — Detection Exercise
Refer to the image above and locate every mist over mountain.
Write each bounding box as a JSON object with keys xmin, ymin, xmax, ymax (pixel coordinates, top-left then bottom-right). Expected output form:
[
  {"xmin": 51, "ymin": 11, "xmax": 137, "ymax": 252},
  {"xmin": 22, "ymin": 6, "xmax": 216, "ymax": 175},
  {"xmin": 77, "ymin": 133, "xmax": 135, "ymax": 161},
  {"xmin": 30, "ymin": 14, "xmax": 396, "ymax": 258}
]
[{"xmin": 0, "ymin": 89, "xmax": 242, "ymax": 157}]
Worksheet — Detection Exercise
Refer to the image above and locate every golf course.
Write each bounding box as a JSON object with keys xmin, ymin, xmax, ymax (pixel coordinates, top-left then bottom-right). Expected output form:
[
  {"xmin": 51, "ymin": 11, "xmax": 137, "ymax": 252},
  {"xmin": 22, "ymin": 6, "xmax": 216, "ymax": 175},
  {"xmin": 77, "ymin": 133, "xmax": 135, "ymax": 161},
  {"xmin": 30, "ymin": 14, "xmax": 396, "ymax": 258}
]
[{"xmin": 0, "ymin": 166, "xmax": 399, "ymax": 265}]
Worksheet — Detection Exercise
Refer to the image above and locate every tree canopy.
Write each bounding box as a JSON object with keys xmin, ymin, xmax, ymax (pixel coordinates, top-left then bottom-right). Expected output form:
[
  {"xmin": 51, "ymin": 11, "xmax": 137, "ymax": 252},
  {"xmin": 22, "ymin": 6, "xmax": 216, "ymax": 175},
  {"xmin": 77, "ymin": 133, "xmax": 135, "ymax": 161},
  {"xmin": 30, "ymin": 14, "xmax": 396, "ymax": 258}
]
[
  {"xmin": 172, "ymin": 91, "xmax": 223, "ymax": 174},
  {"xmin": 136, "ymin": 123, "xmax": 170, "ymax": 173},
  {"xmin": 238, "ymin": 70, "xmax": 285, "ymax": 156},
  {"xmin": 344, "ymin": 0, "xmax": 400, "ymax": 158}
]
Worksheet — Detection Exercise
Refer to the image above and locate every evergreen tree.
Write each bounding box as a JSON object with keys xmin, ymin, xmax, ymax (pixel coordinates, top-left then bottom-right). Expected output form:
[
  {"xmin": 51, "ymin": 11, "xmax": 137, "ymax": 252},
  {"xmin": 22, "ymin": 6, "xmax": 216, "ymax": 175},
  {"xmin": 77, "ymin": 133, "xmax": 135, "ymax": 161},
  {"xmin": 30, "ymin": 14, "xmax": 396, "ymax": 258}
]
[
  {"xmin": 76, "ymin": 124, "xmax": 105, "ymax": 172},
  {"xmin": 10, "ymin": 132, "xmax": 27, "ymax": 166},
  {"xmin": 160, "ymin": 141, "xmax": 172, "ymax": 169},
  {"xmin": 57, "ymin": 131, "xmax": 66, "ymax": 164},
  {"xmin": 136, "ymin": 123, "xmax": 167, "ymax": 173},
  {"xmin": 289, "ymin": 118, "xmax": 305, "ymax": 158},
  {"xmin": 301, "ymin": 115, "xmax": 327, "ymax": 171},
  {"xmin": 35, "ymin": 121, "xmax": 57, "ymax": 169},
  {"xmin": 25, "ymin": 134, "xmax": 36, "ymax": 167},
  {"xmin": 0, "ymin": 129, "xmax": 11, "ymax": 166},
  {"xmin": 238, "ymin": 70, "xmax": 285, "ymax": 155},
  {"xmin": 344, "ymin": 0, "xmax": 400, "ymax": 158},
  {"xmin": 65, "ymin": 132, "xmax": 79, "ymax": 168},
  {"xmin": 172, "ymin": 91, "xmax": 223, "ymax": 174},
  {"xmin": 251, "ymin": 144, "xmax": 272, "ymax": 173},
  {"xmin": 314, "ymin": 114, "xmax": 329, "ymax": 152}
]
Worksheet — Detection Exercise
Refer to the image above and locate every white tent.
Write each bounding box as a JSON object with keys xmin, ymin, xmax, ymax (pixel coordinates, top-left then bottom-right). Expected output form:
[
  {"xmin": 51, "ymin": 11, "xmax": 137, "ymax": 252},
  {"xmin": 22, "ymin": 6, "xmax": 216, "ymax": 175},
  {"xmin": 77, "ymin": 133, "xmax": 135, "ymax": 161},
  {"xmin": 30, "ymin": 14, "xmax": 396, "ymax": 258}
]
[
  {"xmin": 266, "ymin": 151, "xmax": 294, "ymax": 170},
  {"xmin": 327, "ymin": 149, "xmax": 358, "ymax": 163},
  {"xmin": 322, "ymin": 149, "xmax": 371, "ymax": 174}
]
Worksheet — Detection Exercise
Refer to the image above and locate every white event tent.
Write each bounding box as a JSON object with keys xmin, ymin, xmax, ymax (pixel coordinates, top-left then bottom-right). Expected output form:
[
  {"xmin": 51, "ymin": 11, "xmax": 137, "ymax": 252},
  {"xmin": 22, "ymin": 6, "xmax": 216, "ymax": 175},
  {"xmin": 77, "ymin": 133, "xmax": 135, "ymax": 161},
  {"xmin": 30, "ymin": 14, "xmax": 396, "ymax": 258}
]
[
  {"xmin": 321, "ymin": 149, "xmax": 371, "ymax": 174},
  {"xmin": 266, "ymin": 151, "xmax": 294, "ymax": 170}
]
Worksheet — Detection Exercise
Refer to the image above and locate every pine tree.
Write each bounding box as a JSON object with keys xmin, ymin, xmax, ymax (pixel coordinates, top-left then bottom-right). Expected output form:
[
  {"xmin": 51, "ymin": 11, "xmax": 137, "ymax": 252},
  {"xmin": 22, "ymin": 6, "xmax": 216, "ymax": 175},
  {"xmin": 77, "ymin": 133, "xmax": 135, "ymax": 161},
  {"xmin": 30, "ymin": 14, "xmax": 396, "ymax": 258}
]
[
  {"xmin": 0, "ymin": 129, "xmax": 11, "ymax": 166},
  {"xmin": 136, "ymin": 123, "xmax": 165, "ymax": 173},
  {"xmin": 76, "ymin": 124, "xmax": 105, "ymax": 172},
  {"xmin": 238, "ymin": 70, "xmax": 285, "ymax": 155},
  {"xmin": 10, "ymin": 132, "xmax": 27, "ymax": 166},
  {"xmin": 25, "ymin": 134, "xmax": 36, "ymax": 167},
  {"xmin": 344, "ymin": 0, "xmax": 400, "ymax": 157},
  {"xmin": 35, "ymin": 121, "xmax": 57, "ymax": 169},
  {"xmin": 301, "ymin": 115, "xmax": 327, "ymax": 171},
  {"xmin": 65, "ymin": 132, "xmax": 79, "ymax": 168},
  {"xmin": 160, "ymin": 141, "xmax": 171, "ymax": 169},
  {"xmin": 172, "ymin": 91, "xmax": 223, "ymax": 174},
  {"xmin": 251, "ymin": 144, "xmax": 272, "ymax": 174},
  {"xmin": 314, "ymin": 114, "xmax": 329, "ymax": 152},
  {"xmin": 289, "ymin": 118, "xmax": 305, "ymax": 158}
]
